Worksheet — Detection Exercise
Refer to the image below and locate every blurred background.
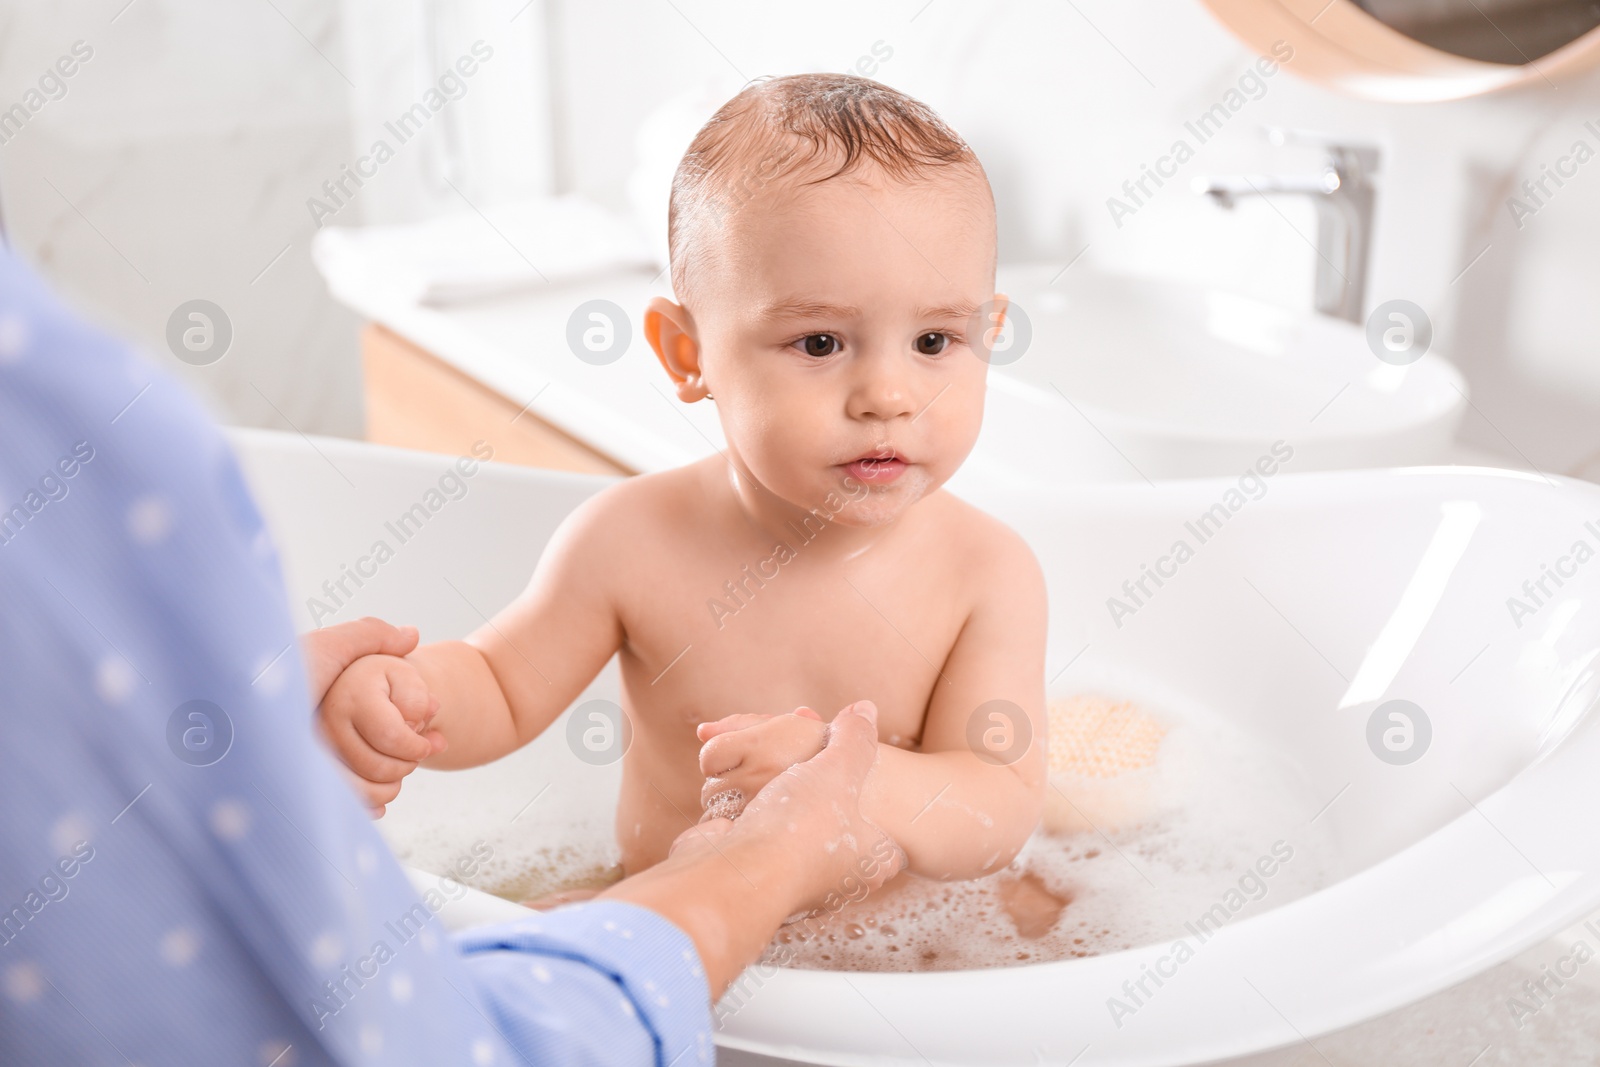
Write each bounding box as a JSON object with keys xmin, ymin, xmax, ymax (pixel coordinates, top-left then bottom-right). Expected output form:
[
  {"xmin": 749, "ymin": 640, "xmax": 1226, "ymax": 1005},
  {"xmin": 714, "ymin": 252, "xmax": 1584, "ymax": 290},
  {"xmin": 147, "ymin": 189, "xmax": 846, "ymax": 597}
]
[
  {"xmin": 1, "ymin": 0, "xmax": 1597, "ymax": 479},
  {"xmin": 6, "ymin": 4, "xmax": 1600, "ymax": 1063}
]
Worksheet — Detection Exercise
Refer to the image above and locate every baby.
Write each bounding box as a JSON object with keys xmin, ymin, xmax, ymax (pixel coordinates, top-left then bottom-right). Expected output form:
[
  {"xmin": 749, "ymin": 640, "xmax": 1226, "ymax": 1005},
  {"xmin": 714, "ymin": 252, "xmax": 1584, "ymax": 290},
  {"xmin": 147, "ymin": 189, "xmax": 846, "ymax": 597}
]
[{"xmin": 319, "ymin": 72, "xmax": 1048, "ymax": 886}]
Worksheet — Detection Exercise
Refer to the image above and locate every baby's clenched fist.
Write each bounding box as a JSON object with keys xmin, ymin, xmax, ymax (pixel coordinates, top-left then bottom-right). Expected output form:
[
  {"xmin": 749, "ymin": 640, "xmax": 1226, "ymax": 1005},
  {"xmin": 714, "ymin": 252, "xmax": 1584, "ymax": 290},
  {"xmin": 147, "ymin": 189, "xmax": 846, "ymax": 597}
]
[{"xmin": 317, "ymin": 653, "xmax": 446, "ymax": 817}]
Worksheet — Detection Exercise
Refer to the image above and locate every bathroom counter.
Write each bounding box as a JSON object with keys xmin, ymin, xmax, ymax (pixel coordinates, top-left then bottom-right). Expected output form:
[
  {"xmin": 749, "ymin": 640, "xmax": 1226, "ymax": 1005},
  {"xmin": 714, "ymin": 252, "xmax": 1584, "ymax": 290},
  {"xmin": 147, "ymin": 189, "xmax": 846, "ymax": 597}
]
[
  {"xmin": 322, "ymin": 262, "xmax": 1526, "ymax": 485},
  {"xmin": 321, "ymin": 262, "xmax": 723, "ymax": 475}
]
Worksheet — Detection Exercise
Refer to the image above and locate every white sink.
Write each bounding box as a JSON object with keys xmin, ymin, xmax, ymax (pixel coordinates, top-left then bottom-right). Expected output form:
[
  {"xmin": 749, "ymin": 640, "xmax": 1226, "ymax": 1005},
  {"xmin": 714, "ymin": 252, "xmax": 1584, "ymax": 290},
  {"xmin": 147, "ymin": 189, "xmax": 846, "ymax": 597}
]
[
  {"xmin": 965, "ymin": 265, "xmax": 1468, "ymax": 486},
  {"xmin": 318, "ymin": 254, "xmax": 1470, "ymax": 491},
  {"xmin": 234, "ymin": 428, "xmax": 1600, "ymax": 1067}
]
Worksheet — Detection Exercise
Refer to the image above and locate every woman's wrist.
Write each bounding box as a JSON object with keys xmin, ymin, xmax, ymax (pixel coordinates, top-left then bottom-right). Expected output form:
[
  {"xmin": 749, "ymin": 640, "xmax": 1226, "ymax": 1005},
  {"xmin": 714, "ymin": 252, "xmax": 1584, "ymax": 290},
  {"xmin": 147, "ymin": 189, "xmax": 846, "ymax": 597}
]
[
  {"xmin": 597, "ymin": 701, "xmax": 903, "ymax": 999},
  {"xmin": 599, "ymin": 830, "xmax": 804, "ymax": 996}
]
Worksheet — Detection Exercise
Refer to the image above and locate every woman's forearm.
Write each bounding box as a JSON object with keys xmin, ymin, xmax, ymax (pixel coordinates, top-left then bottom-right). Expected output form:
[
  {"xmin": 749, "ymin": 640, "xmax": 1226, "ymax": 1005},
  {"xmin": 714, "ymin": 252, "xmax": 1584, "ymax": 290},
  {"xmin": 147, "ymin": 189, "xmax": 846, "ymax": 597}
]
[
  {"xmin": 599, "ymin": 836, "xmax": 801, "ymax": 998},
  {"xmin": 599, "ymin": 701, "xmax": 905, "ymax": 999}
]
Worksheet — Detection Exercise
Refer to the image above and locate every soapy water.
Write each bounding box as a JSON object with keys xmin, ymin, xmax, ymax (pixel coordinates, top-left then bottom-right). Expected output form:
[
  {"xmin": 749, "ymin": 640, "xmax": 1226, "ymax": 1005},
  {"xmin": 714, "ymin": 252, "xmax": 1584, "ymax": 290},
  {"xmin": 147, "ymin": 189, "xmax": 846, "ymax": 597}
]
[
  {"xmin": 385, "ymin": 827, "xmax": 623, "ymax": 905},
  {"xmin": 387, "ymin": 683, "xmax": 1342, "ymax": 973},
  {"xmin": 768, "ymin": 687, "xmax": 1344, "ymax": 972},
  {"xmin": 766, "ymin": 685, "xmax": 1342, "ymax": 972}
]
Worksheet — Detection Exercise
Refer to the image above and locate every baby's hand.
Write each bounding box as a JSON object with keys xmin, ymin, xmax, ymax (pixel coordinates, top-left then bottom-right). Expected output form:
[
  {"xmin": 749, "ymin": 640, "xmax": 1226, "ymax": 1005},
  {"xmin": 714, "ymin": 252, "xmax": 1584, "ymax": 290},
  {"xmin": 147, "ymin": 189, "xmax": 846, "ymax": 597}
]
[
  {"xmin": 696, "ymin": 707, "xmax": 829, "ymax": 820},
  {"xmin": 317, "ymin": 653, "xmax": 445, "ymax": 817}
]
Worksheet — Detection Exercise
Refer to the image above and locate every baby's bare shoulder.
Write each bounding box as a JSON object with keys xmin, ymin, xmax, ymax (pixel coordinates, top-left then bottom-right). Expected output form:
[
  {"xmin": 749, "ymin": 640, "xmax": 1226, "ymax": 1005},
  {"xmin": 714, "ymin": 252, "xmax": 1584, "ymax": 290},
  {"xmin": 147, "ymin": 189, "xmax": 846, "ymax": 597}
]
[
  {"xmin": 559, "ymin": 464, "xmax": 700, "ymax": 537},
  {"xmin": 529, "ymin": 466, "xmax": 712, "ymax": 613},
  {"xmin": 549, "ymin": 462, "xmax": 713, "ymax": 565},
  {"xmin": 924, "ymin": 492, "xmax": 1045, "ymax": 606}
]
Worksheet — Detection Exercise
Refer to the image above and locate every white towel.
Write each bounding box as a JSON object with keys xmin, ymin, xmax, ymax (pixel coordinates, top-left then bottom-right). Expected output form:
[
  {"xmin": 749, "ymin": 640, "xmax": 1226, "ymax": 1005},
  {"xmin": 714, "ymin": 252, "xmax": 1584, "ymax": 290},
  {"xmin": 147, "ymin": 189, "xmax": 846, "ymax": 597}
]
[{"xmin": 311, "ymin": 194, "xmax": 656, "ymax": 307}]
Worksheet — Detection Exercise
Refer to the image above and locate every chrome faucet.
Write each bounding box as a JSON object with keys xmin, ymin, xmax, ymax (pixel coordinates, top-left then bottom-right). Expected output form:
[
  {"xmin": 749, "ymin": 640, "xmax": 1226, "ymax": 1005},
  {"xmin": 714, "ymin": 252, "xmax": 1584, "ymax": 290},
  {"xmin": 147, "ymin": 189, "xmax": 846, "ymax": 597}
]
[{"xmin": 1193, "ymin": 130, "xmax": 1379, "ymax": 324}]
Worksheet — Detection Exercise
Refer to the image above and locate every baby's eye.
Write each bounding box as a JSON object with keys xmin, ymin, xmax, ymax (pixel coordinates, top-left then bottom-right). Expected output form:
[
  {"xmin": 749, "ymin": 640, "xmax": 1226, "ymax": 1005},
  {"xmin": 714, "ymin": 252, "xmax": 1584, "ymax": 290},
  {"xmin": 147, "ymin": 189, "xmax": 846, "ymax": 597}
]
[
  {"xmin": 795, "ymin": 334, "xmax": 840, "ymax": 359},
  {"xmin": 914, "ymin": 332, "xmax": 950, "ymax": 356}
]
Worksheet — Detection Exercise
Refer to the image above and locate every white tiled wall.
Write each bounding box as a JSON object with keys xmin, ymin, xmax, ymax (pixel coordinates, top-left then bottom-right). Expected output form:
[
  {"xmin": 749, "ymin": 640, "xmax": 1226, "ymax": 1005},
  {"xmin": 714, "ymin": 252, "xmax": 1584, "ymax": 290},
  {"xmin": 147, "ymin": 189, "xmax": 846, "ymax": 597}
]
[
  {"xmin": 0, "ymin": 0, "xmax": 551, "ymax": 438},
  {"xmin": 0, "ymin": 0, "xmax": 365, "ymax": 435}
]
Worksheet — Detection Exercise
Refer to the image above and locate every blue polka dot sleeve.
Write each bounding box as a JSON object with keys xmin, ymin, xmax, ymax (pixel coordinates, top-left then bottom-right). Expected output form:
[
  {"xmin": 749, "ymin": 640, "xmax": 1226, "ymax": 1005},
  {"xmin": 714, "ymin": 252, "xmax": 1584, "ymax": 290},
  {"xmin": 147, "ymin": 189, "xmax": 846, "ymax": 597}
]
[{"xmin": 0, "ymin": 246, "xmax": 713, "ymax": 1066}]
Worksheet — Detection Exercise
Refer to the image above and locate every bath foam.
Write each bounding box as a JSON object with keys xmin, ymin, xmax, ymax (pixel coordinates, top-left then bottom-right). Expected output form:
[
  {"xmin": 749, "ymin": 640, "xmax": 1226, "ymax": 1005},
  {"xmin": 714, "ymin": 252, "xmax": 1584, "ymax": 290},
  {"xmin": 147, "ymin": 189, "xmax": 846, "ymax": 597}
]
[
  {"xmin": 702, "ymin": 788, "xmax": 745, "ymax": 823},
  {"xmin": 383, "ymin": 819, "xmax": 622, "ymax": 904},
  {"xmin": 385, "ymin": 683, "xmax": 1340, "ymax": 973},
  {"xmin": 767, "ymin": 683, "xmax": 1340, "ymax": 972},
  {"xmin": 1042, "ymin": 693, "xmax": 1169, "ymax": 836},
  {"xmin": 376, "ymin": 717, "xmax": 629, "ymax": 905}
]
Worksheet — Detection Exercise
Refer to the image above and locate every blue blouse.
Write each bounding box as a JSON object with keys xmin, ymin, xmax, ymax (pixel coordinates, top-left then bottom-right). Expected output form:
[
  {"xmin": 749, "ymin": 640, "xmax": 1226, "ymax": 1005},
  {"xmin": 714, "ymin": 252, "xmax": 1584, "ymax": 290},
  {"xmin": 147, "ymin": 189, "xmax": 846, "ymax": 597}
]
[{"xmin": 0, "ymin": 246, "xmax": 713, "ymax": 1066}]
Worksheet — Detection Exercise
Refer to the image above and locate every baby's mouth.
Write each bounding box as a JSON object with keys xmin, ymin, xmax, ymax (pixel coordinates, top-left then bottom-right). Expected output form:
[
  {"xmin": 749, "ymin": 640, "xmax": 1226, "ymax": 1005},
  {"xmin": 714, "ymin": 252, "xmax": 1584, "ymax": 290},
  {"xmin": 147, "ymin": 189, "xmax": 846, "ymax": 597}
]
[{"xmin": 841, "ymin": 449, "xmax": 908, "ymax": 485}]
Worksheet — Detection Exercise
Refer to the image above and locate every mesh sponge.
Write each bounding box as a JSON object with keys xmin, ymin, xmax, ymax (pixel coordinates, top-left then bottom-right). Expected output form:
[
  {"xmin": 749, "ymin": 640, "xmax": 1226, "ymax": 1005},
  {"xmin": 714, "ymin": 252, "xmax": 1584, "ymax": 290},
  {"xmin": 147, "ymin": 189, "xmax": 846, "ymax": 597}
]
[{"xmin": 1047, "ymin": 693, "xmax": 1166, "ymax": 778}]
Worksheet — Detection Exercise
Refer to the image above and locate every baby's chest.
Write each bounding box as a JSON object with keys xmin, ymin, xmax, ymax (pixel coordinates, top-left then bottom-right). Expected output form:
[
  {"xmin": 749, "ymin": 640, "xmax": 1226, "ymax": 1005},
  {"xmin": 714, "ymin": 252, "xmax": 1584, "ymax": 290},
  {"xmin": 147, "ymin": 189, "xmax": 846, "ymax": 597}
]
[{"xmin": 622, "ymin": 565, "xmax": 965, "ymax": 743}]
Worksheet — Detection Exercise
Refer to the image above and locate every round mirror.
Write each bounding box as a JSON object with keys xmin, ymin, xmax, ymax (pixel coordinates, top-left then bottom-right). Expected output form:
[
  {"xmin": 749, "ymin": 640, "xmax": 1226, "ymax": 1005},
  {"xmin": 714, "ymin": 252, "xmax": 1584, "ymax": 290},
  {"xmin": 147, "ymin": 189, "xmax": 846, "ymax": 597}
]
[{"xmin": 1201, "ymin": 0, "xmax": 1600, "ymax": 100}]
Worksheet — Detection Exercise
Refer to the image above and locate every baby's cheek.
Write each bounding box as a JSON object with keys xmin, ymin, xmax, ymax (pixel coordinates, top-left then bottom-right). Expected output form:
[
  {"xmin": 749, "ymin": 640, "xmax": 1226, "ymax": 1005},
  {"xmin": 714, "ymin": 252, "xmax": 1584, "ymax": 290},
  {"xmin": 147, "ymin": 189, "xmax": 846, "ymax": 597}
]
[
  {"xmin": 725, "ymin": 408, "xmax": 820, "ymax": 495},
  {"xmin": 922, "ymin": 383, "xmax": 986, "ymax": 466}
]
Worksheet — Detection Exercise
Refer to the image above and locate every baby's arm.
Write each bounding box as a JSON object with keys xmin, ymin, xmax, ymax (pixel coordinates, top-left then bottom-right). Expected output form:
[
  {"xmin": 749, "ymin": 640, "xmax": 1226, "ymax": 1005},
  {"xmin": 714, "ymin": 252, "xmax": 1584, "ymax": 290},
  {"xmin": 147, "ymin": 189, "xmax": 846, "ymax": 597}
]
[
  {"xmin": 700, "ymin": 526, "xmax": 1048, "ymax": 881},
  {"xmin": 318, "ymin": 483, "xmax": 631, "ymax": 795},
  {"xmin": 406, "ymin": 486, "xmax": 630, "ymax": 769},
  {"xmin": 862, "ymin": 527, "xmax": 1047, "ymax": 879}
]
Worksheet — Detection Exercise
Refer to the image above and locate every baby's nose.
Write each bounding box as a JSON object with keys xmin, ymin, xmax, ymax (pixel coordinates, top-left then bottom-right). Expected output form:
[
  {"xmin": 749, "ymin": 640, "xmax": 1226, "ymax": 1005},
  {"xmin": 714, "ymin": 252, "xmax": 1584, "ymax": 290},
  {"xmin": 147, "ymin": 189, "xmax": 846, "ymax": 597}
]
[{"xmin": 846, "ymin": 361, "xmax": 917, "ymax": 421}]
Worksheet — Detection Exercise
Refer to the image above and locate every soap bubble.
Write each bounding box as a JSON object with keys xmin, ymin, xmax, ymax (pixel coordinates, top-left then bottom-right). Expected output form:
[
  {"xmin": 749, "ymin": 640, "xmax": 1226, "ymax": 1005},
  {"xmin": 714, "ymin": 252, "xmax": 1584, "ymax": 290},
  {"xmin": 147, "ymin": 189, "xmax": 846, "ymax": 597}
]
[{"xmin": 771, "ymin": 686, "xmax": 1340, "ymax": 973}]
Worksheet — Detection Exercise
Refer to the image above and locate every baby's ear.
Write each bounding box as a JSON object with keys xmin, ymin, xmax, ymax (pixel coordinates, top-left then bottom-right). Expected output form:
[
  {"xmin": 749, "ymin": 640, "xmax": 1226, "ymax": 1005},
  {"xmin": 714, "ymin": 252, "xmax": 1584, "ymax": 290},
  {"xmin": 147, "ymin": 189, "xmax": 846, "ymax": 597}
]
[
  {"xmin": 987, "ymin": 292, "xmax": 1011, "ymax": 336},
  {"xmin": 644, "ymin": 297, "xmax": 710, "ymax": 403}
]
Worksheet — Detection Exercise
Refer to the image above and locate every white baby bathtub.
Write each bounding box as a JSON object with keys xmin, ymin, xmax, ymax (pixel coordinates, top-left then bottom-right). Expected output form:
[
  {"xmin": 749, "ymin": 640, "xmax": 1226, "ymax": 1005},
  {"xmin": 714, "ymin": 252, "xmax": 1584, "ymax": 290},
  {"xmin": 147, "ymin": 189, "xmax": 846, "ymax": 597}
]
[{"xmin": 231, "ymin": 427, "xmax": 1600, "ymax": 1066}]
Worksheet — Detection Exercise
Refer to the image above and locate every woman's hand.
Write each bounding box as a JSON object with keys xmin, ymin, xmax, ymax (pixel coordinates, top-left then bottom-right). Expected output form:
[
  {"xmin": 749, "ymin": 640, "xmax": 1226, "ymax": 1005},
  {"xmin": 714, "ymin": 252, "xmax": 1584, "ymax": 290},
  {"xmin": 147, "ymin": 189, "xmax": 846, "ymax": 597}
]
[
  {"xmin": 603, "ymin": 700, "xmax": 904, "ymax": 998},
  {"xmin": 696, "ymin": 707, "xmax": 829, "ymax": 820},
  {"xmin": 677, "ymin": 700, "xmax": 903, "ymax": 914},
  {"xmin": 300, "ymin": 616, "xmax": 421, "ymax": 707}
]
